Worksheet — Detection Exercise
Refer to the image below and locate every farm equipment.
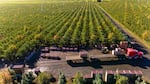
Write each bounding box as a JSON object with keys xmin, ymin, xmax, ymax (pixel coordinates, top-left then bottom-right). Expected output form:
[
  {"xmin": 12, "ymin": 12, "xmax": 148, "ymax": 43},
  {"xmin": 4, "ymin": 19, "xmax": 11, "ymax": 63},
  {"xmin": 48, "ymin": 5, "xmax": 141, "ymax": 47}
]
[
  {"xmin": 66, "ymin": 41, "xmax": 143, "ymax": 64},
  {"xmin": 126, "ymin": 48, "xmax": 143, "ymax": 59},
  {"xmin": 111, "ymin": 41, "xmax": 143, "ymax": 59},
  {"xmin": 79, "ymin": 50, "xmax": 88, "ymax": 59},
  {"xmin": 101, "ymin": 47, "xmax": 109, "ymax": 54},
  {"xmin": 112, "ymin": 47, "xmax": 143, "ymax": 59},
  {"xmin": 119, "ymin": 41, "xmax": 128, "ymax": 49},
  {"xmin": 112, "ymin": 48, "xmax": 125, "ymax": 56}
]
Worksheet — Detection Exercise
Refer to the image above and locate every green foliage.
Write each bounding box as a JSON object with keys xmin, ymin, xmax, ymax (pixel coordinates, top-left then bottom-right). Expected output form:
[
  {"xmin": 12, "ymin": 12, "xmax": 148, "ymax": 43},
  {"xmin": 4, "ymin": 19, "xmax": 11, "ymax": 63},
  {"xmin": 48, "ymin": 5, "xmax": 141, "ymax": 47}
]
[
  {"xmin": 108, "ymin": 32, "xmax": 115, "ymax": 43},
  {"xmin": 5, "ymin": 44, "xmax": 17, "ymax": 61},
  {"xmin": 57, "ymin": 72, "xmax": 66, "ymax": 84},
  {"xmin": 115, "ymin": 74, "xmax": 128, "ymax": 84},
  {"xmin": 36, "ymin": 72, "xmax": 53, "ymax": 84},
  {"xmin": 99, "ymin": 0, "xmax": 150, "ymax": 45},
  {"xmin": 21, "ymin": 72, "xmax": 35, "ymax": 84},
  {"xmin": 140, "ymin": 81, "xmax": 147, "ymax": 84},
  {"xmin": 142, "ymin": 30, "xmax": 150, "ymax": 41},
  {"xmin": 93, "ymin": 74, "xmax": 103, "ymax": 84},
  {"xmin": 8, "ymin": 67, "xmax": 16, "ymax": 80},
  {"xmin": 135, "ymin": 76, "xmax": 148, "ymax": 84},
  {"xmin": 0, "ymin": 1, "xmax": 126, "ymax": 59},
  {"xmin": 0, "ymin": 46, "xmax": 4, "ymax": 57},
  {"xmin": 73, "ymin": 72, "xmax": 85, "ymax": 84}
]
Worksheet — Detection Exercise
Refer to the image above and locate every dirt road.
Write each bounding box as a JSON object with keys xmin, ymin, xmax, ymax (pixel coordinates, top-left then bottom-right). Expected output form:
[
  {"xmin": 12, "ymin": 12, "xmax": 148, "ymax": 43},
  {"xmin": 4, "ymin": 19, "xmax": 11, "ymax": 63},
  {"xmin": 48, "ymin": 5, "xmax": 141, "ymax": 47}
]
[{"xmin": 96, "ymin": 4, "xmax": 150, "ymax": 81}]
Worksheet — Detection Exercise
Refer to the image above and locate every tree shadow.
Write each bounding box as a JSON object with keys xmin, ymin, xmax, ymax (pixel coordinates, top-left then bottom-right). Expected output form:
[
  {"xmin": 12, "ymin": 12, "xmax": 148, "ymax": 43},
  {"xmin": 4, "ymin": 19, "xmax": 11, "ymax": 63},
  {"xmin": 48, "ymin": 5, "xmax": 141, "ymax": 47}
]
[
  {"xmin": 25, "ymin": 51, "xmax": 41, "ymax": 69},
  {"xmin": 0, "ymin": 62, "xmax": 5, "ymax": 68},
  {"xmin": 132, "ymin": 42, "xmax": 148, "ymax": 54}
]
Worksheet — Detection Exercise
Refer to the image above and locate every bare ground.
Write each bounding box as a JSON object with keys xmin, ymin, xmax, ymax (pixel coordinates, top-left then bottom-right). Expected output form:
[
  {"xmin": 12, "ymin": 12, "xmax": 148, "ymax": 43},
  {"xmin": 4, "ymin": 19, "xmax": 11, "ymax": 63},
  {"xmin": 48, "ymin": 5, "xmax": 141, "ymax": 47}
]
[{"xmin": 35, "ymin": 49, "xmax": 150, "ymax": 81}]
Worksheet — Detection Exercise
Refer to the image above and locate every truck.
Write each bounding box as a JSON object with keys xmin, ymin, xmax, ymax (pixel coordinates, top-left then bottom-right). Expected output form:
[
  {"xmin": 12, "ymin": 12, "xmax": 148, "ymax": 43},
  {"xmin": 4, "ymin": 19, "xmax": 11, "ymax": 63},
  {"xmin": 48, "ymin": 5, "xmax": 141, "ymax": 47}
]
[
  {"xmin": 112, "ymin": 48, "xmax": 143, "ymax": 59},
  {"xmin": 126, "ymin": 48, "xmax": 143, "ymax": 59}
]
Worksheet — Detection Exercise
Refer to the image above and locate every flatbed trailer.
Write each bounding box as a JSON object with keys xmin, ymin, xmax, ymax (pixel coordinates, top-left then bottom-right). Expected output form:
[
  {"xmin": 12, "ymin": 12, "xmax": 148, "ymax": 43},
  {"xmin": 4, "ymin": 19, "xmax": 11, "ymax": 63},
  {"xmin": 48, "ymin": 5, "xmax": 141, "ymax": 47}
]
[
  {"xmin": 66, "ymin": 50, "xmax": 143, "ymax": 64},
  {"xmin": 66, "ymin": 54, "xmax": 124, "ymax": 63},
  {"xmin": 66, "ymin": 56, "xmax": 83, "ymax": 63},
  {"xmin": 89, "ymin": 54, "xmax": 126, "ymax": 61}
]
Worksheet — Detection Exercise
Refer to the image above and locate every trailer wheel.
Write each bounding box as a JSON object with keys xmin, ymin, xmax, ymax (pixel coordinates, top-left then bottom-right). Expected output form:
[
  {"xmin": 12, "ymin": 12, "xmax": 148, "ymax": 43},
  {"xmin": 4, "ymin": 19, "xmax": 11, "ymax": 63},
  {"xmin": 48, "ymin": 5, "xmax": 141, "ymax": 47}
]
[
  {"xmin": 134, "ymin": 56, "xmax": 138, "ymax": 59},
  {"xmin": 128, "ymin": 57, "xmax": 132, "ymax": 59},
  {"xmin": 139, "ymin": 56, "xmax": 143, "ymax": 59},
  {"xmin": 122, "ymin": 58, "xmax": 126, "ymax": 60}
]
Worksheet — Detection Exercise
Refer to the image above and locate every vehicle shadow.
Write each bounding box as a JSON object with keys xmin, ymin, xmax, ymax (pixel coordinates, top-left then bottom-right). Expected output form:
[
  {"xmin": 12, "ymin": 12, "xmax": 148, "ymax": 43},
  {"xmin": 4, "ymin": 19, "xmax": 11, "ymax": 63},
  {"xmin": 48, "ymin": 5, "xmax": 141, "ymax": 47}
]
[
  {"xmin": 128, "ymin": 57, "xmax": 150, "ymax": 69},
  {"xmin": 67, "ymin": 59, "xmax": 103, "ymax": 69},
  {"xmin": 67, "ymin": 56, "xmax": 150, "ymax": 69},
  {"xmin": 100, "ymin": 57, "xmax": 150, "ymax": 69},
  {"xmin": 132, "ymin": 42, "xmax": 148, "ymax": 54}
]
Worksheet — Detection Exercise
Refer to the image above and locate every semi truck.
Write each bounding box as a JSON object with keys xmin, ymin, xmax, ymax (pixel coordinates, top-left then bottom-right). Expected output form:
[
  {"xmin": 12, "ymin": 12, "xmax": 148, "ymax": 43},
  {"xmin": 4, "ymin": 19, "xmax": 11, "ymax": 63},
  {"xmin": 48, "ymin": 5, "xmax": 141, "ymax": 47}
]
[{"xmin": 112, "ymin": 48, "xmax": 143, "ymax": 59}]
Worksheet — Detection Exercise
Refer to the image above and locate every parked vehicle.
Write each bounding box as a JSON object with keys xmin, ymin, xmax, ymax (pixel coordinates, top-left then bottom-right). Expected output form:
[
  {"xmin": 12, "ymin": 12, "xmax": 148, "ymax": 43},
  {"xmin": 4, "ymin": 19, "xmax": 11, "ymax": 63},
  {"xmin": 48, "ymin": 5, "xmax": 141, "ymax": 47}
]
[
  {"xmin": 112, "ymin": 48, "xmax": 143, "ymax": 59},
  {"xmin": 101, "ymin": 47, "xmax": 109, "ymax": 54},
  {"xmin": 126, "ymin": 48, "xmax": 143, "ymax": 59}
]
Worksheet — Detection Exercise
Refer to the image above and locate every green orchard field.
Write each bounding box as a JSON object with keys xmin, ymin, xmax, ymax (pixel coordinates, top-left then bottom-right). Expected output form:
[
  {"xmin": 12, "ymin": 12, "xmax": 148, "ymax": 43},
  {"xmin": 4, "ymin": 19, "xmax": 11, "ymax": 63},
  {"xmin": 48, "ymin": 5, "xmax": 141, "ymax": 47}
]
[
  {"xmin": 0, "ymin": 0, "xmax": 138, "ymax": 61},
  {"xmin": 99, "ymin": 0, "xmax": 150, "ymax": 45}
]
